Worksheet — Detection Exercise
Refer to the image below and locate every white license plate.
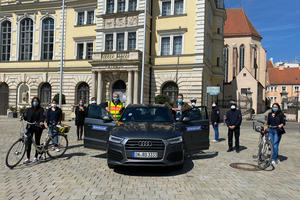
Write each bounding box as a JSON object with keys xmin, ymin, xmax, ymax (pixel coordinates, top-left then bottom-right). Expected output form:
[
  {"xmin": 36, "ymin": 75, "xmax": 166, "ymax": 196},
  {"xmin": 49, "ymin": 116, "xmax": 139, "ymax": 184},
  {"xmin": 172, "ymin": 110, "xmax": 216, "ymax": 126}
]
[{"xmin": 133, "ymin": 152, "xmax": 158, "ymax": 158}]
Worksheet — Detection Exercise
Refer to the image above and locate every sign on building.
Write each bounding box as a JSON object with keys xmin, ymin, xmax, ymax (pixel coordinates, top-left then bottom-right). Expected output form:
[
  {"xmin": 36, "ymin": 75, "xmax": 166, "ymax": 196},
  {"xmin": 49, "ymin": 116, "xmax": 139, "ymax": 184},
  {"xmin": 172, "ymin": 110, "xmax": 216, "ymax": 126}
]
[{"xmin": 207, "ymin": 86, "xmax": 220, "ymax": 95}]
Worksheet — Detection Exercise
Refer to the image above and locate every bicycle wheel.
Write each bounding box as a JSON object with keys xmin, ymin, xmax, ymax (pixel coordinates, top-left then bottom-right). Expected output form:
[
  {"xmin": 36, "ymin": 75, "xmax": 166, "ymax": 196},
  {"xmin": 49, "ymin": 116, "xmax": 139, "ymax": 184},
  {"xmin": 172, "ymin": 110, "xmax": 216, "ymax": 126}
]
[
  {"xmin": 46, "ymin": 134, "xmax": 68, "ymax": 159},
  {"xmin": 6, "ymin": 139, "xmax": 26, "ymax": 169},
  {"xmin": 257, "ymin": 139, "xmax": 273, "ymax": 170}
]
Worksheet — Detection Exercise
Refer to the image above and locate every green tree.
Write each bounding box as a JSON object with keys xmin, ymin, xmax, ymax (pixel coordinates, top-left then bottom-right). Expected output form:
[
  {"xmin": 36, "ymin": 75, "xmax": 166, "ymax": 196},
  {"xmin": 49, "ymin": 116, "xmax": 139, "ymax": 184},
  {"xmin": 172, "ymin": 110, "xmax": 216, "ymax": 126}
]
[
  {"xmin": 53, "ymin": 93, "xmax": 66, "ymax": 104},
  {"xmin": 155, "ymin": 94, "xmax": 170, "ymax": 104}
]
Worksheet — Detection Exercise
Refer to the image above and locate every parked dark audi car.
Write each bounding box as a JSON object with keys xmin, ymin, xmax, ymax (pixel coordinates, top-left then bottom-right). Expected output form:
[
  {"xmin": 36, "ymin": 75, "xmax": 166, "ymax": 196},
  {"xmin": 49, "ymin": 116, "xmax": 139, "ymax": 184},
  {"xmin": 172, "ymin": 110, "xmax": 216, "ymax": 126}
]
[{"xmin": 84, "ymin": 104, "xmax": 209, "ymax": 169}]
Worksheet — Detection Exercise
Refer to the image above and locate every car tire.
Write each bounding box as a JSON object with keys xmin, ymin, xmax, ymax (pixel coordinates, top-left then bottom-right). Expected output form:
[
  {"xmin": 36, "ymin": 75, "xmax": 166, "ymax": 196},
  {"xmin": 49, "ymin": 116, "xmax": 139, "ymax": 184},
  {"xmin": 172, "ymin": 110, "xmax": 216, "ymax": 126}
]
[{"xmin": 107, "ymin": 163, "xmax": 115, "ymax": 169}]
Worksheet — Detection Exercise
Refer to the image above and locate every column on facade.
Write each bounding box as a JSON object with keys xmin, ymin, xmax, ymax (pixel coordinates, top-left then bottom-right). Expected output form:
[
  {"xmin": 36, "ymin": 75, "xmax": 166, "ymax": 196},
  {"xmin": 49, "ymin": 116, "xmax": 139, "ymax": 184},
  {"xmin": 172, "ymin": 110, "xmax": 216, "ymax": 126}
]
[
  {"xmin": 91, "ymin": 71, "xmax": 97, "ymax": 100},
  {"xmin": 133, "ymin": 70, "xmax": 139, "ymax": 104},
  {"xmin": 97, "ymin": 71, "xmax": 103, "ymax": 104},
  {"xmin": 127, "ymin": 71, "xmax": 133, "ymax": 105}
]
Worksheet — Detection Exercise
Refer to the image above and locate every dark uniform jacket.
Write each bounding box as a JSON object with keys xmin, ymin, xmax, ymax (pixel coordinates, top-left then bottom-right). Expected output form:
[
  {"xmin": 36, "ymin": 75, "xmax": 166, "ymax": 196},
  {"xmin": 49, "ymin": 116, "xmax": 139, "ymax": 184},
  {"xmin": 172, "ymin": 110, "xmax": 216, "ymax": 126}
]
[
  {"xmin": 24, "ymin": 107, "xmax": 45, "ymax": 124},
  {"xmin": 165, "ymin": 101, "xmax": 192, "ymax": 113},
  {"xmin": 211, "ymin": 108, "xmax": 220, "ymax": 123},
  {"xmin": 225, "ymin": 109, "xmax": 242, "ymax": 127},
  {"xmin": 46, "ymin": 107, "xmax": 62, "ymax": 125},
  {"xmin": 75, "ymin": 106, "xmax": 86, "ymax": 126}
]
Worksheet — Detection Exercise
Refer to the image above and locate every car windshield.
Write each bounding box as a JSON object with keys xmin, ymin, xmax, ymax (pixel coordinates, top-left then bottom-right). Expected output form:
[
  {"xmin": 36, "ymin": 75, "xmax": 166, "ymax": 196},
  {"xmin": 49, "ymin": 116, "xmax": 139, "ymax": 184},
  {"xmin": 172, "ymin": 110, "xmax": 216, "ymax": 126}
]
[
  {"xmin": 87, "ymin": 105, "xmax": 110, "ymax": 119},
  {"xmin": 120, "ymin": 106, "xmax": 173, "ymax": 123}
]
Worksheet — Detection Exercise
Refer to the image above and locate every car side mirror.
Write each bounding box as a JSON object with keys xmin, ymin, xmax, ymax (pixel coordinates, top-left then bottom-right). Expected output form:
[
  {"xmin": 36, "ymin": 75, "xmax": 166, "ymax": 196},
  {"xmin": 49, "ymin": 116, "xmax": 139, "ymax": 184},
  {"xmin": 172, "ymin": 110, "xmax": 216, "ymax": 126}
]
[
  {"xmin": 182, "ymin": 117, "xmax": 190, "ymax": 122},
  {"xmin": 103, "ymin": 115, "xmax": 113, "ymax": 122}
]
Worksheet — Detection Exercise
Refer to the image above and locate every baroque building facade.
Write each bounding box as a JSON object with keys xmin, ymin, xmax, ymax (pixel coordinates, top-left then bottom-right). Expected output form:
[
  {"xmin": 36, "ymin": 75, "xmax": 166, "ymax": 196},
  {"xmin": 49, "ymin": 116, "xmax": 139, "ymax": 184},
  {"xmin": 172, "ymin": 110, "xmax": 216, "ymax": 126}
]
[{"xmin": 0, "ymin": 0, "xmax": 226, "ymax": 116}]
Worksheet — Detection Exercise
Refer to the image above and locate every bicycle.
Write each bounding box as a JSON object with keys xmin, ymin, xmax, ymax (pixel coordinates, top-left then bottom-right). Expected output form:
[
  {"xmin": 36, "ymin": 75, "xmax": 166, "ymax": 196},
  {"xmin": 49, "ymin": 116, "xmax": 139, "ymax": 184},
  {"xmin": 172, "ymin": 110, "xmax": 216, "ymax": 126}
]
[
  {"xmin": 5, "ymin": 120, "xmax": 70, "ymax": 169},
  {"xmin": 253, "ymin": 120, "xmax": 274, "ymax": 170}
]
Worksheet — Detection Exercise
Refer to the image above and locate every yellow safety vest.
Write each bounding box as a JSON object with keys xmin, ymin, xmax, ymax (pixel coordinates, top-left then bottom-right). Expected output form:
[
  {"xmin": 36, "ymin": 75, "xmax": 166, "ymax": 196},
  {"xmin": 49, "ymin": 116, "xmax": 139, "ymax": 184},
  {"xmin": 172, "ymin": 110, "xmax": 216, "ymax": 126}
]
[{"xmin": 106, "ymin": 101, "xmax": 125, "ymax": 121}]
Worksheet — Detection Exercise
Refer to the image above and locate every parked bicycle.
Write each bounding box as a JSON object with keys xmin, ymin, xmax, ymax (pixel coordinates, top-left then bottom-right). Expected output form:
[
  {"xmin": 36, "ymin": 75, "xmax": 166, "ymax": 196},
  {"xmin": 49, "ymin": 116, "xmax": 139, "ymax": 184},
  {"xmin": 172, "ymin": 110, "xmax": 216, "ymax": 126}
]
[
  {"xmin": 253, "ymin": 120, "xmax": 274, "ymax": 170},
  {"xmin": 5, "ymin": 120, "xmax": 70, "ymax": 169}
]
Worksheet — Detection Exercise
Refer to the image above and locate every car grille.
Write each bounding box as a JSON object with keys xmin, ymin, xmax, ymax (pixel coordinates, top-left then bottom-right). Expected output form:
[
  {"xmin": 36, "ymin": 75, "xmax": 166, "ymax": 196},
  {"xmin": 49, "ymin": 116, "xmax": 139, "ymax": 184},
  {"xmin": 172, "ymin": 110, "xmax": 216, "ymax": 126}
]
[
  {"xmin": 108, "ymin": 150, "xmax": 123, "ymax": 162},
  {"xmin": 125, "ymin": 139, "xmax": 165, "ymax": 151}
]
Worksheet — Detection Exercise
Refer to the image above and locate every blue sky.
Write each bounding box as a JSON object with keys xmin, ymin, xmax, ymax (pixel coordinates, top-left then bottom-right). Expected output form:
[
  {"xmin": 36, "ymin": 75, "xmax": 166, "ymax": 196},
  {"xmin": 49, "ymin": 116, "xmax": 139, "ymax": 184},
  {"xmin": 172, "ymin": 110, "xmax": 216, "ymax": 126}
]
[{"xmin": 225, "ymin": 0, "xmax": 300, "ymax": 63}]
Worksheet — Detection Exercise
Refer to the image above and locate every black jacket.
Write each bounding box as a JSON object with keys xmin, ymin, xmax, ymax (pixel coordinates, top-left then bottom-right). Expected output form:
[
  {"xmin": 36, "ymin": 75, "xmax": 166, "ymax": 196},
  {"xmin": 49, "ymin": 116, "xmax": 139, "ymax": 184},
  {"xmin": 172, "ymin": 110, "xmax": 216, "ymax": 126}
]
[
  {"xmin": 225, "ymin": 109, "xmax": 242, "ymax": 127},
  {"xmin": 75, "ymin": 106, "xmax": 86, "ymax": 126},
  {"xmin": 46, "ymin": 107, "xmax": 62, "ymax": 124},
  {"xmin": 267, "ymin": 112, "xmax": 286, "ymax": 126},
  {"xmin": 211, "ymin": 108, "xmax": 220, "ymax": 123},
  {"xmin": 24, "ymin": 107, "xmax": 45, "ymax": 123}
]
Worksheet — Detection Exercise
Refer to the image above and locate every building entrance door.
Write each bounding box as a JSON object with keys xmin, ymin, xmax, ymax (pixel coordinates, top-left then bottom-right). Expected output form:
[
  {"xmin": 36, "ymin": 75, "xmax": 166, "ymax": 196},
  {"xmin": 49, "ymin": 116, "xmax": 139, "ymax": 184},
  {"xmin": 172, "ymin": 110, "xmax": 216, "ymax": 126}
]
[
  {"xmin": 112, "ymin": 80, "xmax": 126, "ymax": 103},
  {"xmin": 0, "ymin": 83, "xmax": 9, "ymax": 115}
]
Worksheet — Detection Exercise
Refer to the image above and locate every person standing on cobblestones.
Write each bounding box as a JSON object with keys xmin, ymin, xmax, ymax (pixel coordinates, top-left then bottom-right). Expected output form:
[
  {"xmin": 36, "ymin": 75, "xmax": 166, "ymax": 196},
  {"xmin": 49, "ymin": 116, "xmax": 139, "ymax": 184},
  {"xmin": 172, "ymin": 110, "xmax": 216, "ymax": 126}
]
[
  {"xmin": 211, "ymin": 102, "xmax": 220, "ymax": 142},
  {"xmin": 75, "ymin": 99, "xmax": 86, "ymax": 140},
  {"xmin": 21, "ymin": 97, "xmax": 45, "ymax": 164},
  {"xmin": 225, "ymin": 101, "xmax": 242, "ymax": 153},
  {"xmin": 267, "ymin": 103, "xmax": 286, "ymax": 165}
]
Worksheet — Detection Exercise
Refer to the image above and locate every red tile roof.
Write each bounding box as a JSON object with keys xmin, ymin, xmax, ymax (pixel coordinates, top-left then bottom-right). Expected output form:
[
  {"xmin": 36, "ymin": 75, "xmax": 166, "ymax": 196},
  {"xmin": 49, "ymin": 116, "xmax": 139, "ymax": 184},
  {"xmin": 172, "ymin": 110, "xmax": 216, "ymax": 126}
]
[
  {"xmin": 266, "ymin": 61, "xmax": 274, "ymax": 69},
  {"xmin": 224, "ymin": 8, "xmax": 262, "ymax": 39},
  {"xmin": 268, "ymin": 68, "xmax": 300, "ymax": 85}
]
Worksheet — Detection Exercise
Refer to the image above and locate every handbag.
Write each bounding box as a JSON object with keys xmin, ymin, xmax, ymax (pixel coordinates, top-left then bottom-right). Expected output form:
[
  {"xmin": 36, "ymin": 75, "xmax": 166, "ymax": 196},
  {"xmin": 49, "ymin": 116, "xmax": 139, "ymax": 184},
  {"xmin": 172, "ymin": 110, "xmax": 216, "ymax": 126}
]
[{"xmin": 277, "ymin": 127, "xmax": 286, "ymax": 135}]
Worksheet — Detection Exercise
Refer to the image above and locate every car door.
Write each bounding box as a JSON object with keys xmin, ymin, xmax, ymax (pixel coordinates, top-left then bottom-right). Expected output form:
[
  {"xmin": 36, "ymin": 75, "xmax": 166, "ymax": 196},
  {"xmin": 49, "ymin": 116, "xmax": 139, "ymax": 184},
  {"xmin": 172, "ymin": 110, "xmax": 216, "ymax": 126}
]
[
  {"xmin": 84, "ymin": 105, "xmax": 117, "ymax": 150},
  {"xmin": 179, "ymin": 106, "xmax": 210, "ymax": 154}
]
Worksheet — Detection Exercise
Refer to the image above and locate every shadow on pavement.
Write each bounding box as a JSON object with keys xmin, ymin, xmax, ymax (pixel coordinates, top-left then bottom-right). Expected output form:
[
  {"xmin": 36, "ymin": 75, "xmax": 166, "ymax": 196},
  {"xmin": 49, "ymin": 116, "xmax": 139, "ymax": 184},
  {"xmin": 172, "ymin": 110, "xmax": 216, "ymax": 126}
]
[
  {"xmin": 192, "ymin": 151, "xmax": 218, "ymax": 160},
  {"xmin": 278, "ymin": 155, "xmax": 288, "ymax": 162},
  {"xmin": 218, "ymin": 138, "xmax": 226, "ymax": 142},
  {"xmin": 113, "ymin": 159, "xmax": 194, "ymax": 177},
  {"xmin": 62, "ymin": 152, "xmax": 87, "ymax": 160},
  {"xmin": 92, "ymin": 153, "xmax": 107, "ymax": 159},
  {"xmin": 237, "ymin": 146, "xmax": 247, "ymax": 152},
  {"xmin": 67, "ymin": 144, "xmax": 84, "ymax": 150}
]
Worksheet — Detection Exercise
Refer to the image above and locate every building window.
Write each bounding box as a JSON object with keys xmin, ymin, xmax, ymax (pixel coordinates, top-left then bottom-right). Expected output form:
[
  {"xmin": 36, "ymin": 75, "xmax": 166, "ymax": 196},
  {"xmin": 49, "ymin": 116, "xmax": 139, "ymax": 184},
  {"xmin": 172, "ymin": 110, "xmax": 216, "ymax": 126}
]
[
  {"xmin": 282, "ymin": 86, "xmax": 286, "ymax": 92},
  {"xmin": 217, "ymin": 57, "xmax": 220, "ymax": 67},
  {"xmin": 274, "ymin": 87, "xmax": 277, "ymax": 92},
  {"xmin": 105, "ymin": 34, "xmax": 113, "ymax": 51},
  {"xmin": 162, "ymin": 1, "xmax": 171, "ymax": 16},
  {"xmin": 274, "ymin": 97, "xmax": 277, "ymax": 102},
  {"xmin": 41, "ymin": 18, "xmax": 54, "ymax": 60},
  {"xmin": 174, "ymin": 0, "xmax": 184, "ymax": 15},
  {"xmin": 117, "ymin": 0, "xmax": 126, "ymax": 12},
  {"xmin": 76, "ymin": 82, "xmax": 90, "ymax": 104},
  {"xmin": 18, "ymin": 83, "xmax": 30, "ymax": 104},
  {"xmin": 162, "ymin": 81, "xmax": 178, "ymax": 103},
  {"xmin": 77, "ymin": 43, "xmax": 84, "ymax": 60},
  {"xmin": 294, "ymin": 86, "xmax": 299, "ymax": 92},
  {"xmin": 0, "ymin": 21, "xmax": 11, "ymax": 61},
  {"xmin": 239, "ymin": 45, "xmax": 245, "ymax": 71},
  {"xmin": 173, "ymin": 36, "xmax": 182, "ymax": 55},
  {"xmin": 77, "ymin": 12, "xmax": 85, "ymax": 25},
  {"xmin": 128, "ymin": 32, "xmax": 136, "ymax": 50},
  {"xmin": 39, "ymin": 83, "xmax": 52, "ymax": 106},
  {"xmin": 106, "ymin": 0, "xmax": 115, "ymax": 13},
  {"xmin": 86, "ymin": 43, "xmax": 93, "ymax": 59},
  {"xmin": 87, "ymin": 11, "xmax": 95, "ymax": 25},
  {"xmin": 161, "ymin": 37, "xmax": 170, "ymax": 56},
  {"xmin": 128, "ymin": 0, "xmax": 137, "ymax": 11},
  {"xmin": 19, "ymin": 18, "xmax": 33, "ymax": 61},
  {"xmin": 224, "ymin": 46, "xmax": 229, "ymax": 82},
  {"xmin": 116, "ymin": 33, "xmax": 125, "ymax": 51}
]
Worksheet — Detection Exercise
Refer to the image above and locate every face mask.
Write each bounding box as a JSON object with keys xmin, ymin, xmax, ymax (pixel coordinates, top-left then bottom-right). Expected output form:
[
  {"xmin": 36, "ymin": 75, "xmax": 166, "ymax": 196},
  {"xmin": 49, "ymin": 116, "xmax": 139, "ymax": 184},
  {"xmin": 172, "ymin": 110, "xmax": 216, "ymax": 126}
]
[
  {"xmin": 178, "ymin": 99, "xmax": 183, "ymax": 103},
  {"xmin": 33, "ymin": 102, "xmax": 39, "ymax": 107},
  {"xmin": 212, "ymin": 103, "xmax": 216, "ymax": 107},
  {"xmin": 92, "ymin": 100, "xmax": 97, "ymax": 104},
  {"xmin": 113, "ymin": 97, "xmax": 119, "ymax": 102},
  {"xmin": 51, "ymin": 104, "xmax": 57, "ymax": 108},
  {"xmin": 79, "ymin": 103, "xmax": 84, "ymax": 106},
  {"xmin": 192, "ymin": 102, "xmax": 196, "ymax": 106},
  {"xmin": 231, "ymin": 105, "xmax": 236, "ymax": 110},
  {"xmin": 272, "ymin": 107, "xmax": 278, "ymax": 112}
]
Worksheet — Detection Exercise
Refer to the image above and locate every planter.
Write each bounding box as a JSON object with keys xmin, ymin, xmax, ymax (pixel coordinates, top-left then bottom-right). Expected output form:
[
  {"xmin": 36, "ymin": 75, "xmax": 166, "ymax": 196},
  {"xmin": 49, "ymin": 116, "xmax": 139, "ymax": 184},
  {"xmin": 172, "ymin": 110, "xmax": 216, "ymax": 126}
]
[{"xmin": 7, "ymin": 111, "xmax": 18, "ymax": 118}]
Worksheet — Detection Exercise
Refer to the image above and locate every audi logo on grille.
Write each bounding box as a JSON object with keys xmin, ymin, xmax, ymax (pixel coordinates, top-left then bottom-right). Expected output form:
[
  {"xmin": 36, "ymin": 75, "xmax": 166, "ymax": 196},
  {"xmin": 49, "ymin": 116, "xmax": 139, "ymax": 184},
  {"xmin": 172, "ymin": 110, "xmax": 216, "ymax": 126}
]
[{"xmin": 138, "ymin": 141, "xmax": 152, "ymax": 147}]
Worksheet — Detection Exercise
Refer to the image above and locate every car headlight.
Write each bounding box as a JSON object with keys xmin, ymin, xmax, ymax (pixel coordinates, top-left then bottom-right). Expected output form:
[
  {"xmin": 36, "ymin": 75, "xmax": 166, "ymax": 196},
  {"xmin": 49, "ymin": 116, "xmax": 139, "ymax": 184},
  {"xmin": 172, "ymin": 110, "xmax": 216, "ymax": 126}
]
[
  {"xmin": 167, "ymin": 136, "xmax": 183, "ymax": 144},
  {"xmin": 109, "ymin": 135, "xmax": 124, "ymax": 144}
]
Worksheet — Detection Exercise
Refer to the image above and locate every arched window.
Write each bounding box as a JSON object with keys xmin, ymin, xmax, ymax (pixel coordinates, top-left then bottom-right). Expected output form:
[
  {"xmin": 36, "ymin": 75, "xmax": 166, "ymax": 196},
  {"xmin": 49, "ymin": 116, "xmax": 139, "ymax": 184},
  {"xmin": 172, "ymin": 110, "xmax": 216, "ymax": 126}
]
[
  {"xmin": 41, "ymin": 18, "xmax": 54, "ymax": 60},
  {"xmin": 19, "ymin": 18, "xmax": 33, "ymax": 61},
  {"xmin": 39, "ymin": 83, "xmax": 52, "ymax": 105},
  {"xmin": 224, "ymin": 46, "xmax": 229, "ymax": 83},
  {"xmin": 0, "ymin": 21, "xmax": 11, "ymax": 61},
  {"xmin": 76, "ymin": 82, "xmax": 89, "ymax": 104},
  {"xmin": 162, "ymin": 82, "xmax": 179, "ymax": 103},
  {"xmin": 239, "ymin": 45, "xmax": 245, "ymax": 71}
]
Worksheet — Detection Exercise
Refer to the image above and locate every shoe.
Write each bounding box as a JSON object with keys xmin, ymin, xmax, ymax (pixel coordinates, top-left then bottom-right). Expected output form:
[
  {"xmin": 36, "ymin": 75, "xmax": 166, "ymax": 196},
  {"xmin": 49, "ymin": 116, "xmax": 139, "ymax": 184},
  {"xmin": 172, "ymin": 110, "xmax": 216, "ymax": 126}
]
[
  {"xmin": 236, "ymin": 148, "xmax": 240, "ymax": 153},
  {"xmin": 212, "ymin": 140, "xmax": 219, "ymax": 143},
  {"xmin": 227, "ymin": 148, "xmax": 233, "ymax": 152},
  {"xmin": 55, "ymin": 148, "xmax": 60, "ymax": 152},
  {"xmin": 32, "ymin": 157, "xmax": 39, "ymax": 163},
  {"xmin": 23, "ymin": 159, "xmax": 30, "ymax": 164},
  {"xmin": 51, "ymin": 146, "xmax": 55, "ymax": 151},
  {"xmin": 271, "ymin": 160, "xmax": 276, "ymax": 166},
  {"xmin": 276, "ymin": 158, "xmax": 281, "ymax": 164}
]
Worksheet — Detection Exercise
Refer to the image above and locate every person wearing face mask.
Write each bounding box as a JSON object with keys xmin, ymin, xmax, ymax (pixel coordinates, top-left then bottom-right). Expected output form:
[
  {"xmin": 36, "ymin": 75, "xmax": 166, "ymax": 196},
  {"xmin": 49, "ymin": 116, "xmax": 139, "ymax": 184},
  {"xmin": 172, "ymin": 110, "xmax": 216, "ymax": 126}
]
[
  {"xmin": 225, "ymin": 101, "xmax": 242, "ymax": 153},
  {"xmin": 46, "ymin": 100, "xmax": 62, "ymax": 151},
  {"xmin": 75, "ymin": 99, "xmax": 86, "ymax": 140},
  {"xmin": 267, "ymin": 103, "xmax": 286, "ymax": 165},
  {"xmin": 210, "ymin": 102, "xmax": 220, "ymax": 142},
  {"xmin": 20, "ymin": 97, "xmax": 45, "ymax": 164},
  {"xmin": 102, "ymin": 93, "xmax": 125, "ymax": 122},
  {"xmin": 166, "ymin": 94, "xmax": 191, "ymax": 120},
  {"xmin": 190, "ymin": 98, "xmax": 197, "ymax": 108}
]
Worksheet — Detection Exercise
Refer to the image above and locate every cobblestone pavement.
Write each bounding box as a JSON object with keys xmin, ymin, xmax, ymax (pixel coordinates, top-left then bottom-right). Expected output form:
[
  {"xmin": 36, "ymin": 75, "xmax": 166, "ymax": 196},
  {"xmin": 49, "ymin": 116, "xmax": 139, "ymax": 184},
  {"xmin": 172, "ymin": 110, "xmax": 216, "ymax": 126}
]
[{"xmin": 0, "ymin": 118, "xmax": 299, "ymax": 200}]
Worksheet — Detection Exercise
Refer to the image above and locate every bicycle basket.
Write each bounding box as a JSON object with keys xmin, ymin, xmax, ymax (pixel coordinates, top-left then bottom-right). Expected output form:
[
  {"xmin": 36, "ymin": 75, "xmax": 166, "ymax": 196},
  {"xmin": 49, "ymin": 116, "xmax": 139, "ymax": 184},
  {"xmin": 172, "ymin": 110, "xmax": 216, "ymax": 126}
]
[{"xmin": 57, "ymin": 125, "xmax": 71, "ymax": 134}]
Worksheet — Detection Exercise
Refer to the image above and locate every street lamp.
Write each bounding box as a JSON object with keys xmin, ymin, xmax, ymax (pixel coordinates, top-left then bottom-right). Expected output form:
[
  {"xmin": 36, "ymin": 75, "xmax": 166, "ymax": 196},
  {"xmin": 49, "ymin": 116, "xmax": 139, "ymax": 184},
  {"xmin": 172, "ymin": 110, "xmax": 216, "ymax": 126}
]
[{"xmin": 59, "ymin": 0, "xmax": 66, "ymax": 108}]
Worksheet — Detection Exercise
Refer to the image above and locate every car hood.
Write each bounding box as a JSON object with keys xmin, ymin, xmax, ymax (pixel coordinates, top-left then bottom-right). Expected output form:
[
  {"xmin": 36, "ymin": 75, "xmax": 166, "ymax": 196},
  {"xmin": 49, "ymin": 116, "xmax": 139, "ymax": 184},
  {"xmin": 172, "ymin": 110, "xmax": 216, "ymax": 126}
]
[{"xmin": 111, "ymin": 122, "xmax": 180, "ymax": 140}]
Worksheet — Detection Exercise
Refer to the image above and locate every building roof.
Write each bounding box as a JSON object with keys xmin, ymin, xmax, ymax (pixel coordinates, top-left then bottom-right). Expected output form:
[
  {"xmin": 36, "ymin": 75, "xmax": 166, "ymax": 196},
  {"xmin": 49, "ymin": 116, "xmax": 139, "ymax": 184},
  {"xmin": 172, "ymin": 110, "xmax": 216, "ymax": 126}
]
[
  {"xmin": 224, "ymin": 8, "xmax": 262, "ymax": 39},
  {"xmin": 266, "ymin": 61, "xmax": 274, "ymax": 69},
  {"xmin": 268, "ymin": 68, "xmax": 300, "ymax": 85}
]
